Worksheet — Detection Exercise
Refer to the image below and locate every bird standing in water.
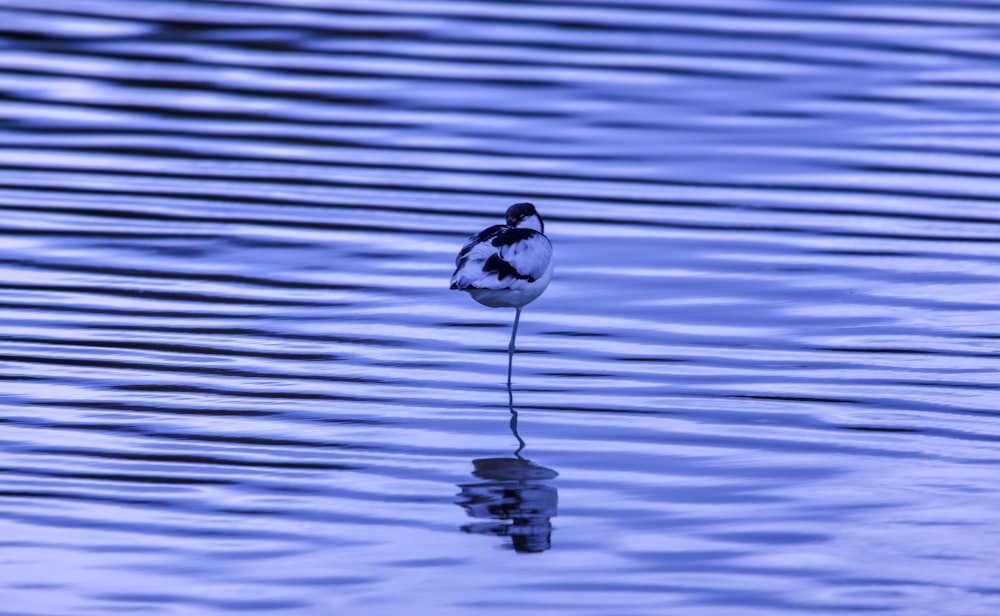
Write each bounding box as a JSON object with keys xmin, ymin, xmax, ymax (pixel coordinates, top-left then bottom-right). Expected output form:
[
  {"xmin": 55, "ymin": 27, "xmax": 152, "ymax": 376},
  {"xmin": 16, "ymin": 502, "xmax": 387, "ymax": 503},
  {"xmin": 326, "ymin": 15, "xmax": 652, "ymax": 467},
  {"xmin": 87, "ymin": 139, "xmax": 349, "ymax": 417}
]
[{"xmin": 451, "ymin": 202, "xmax": 553, "ymax": 384}]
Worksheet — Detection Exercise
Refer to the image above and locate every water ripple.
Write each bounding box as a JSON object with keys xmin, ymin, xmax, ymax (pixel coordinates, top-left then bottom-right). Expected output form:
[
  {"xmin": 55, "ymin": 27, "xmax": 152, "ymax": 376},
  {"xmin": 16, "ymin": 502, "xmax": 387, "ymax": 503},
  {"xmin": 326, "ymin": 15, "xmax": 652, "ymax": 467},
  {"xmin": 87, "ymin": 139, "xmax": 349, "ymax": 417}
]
[{"xmin": 2, "ymin": 1, "xmax": 1000, "ymax": 615}]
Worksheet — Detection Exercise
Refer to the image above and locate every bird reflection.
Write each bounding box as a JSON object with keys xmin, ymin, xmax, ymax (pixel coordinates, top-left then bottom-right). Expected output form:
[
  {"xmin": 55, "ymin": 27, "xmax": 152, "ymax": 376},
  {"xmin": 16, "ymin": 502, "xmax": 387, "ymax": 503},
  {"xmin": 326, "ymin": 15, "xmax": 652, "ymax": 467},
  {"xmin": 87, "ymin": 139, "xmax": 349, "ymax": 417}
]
[{"xmin": 456, "ymin": 382, "xmax": 558, "ymax": 553}]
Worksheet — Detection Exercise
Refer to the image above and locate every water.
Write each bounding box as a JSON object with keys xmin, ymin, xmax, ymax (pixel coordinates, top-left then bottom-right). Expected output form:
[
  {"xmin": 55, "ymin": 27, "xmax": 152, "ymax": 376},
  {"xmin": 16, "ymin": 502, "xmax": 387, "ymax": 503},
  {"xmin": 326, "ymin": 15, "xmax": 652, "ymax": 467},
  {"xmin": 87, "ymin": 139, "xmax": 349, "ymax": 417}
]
[{"xmin": 2, "ymin": 1, "xmax": 1000, "ymax": 614}]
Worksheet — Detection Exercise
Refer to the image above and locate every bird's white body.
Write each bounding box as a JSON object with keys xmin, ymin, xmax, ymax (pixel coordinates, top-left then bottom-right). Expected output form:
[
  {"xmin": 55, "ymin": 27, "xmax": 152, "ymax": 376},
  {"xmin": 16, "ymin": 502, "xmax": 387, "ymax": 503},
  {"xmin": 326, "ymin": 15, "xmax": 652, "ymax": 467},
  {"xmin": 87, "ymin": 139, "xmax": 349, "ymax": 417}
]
[
  {"xmin": 450, "ymin": 203, "xmax": 553, "ymax": 309},
  {"xmin": 466, "ymin": 264, "xmax": 552, "ymax": 308}
]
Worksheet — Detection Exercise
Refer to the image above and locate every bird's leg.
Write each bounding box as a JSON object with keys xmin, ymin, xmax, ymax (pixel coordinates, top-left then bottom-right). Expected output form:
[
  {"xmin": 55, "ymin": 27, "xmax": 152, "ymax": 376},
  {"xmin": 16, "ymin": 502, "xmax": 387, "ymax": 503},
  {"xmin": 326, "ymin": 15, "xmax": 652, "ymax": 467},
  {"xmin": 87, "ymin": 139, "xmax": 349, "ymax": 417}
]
[
  {"xmin": 506, "ymin": 307, "xmax": 521, "ymax": 387},
  {"xmin": 508, "ymin": 307, "xmax": 522, "ymax": 353}
]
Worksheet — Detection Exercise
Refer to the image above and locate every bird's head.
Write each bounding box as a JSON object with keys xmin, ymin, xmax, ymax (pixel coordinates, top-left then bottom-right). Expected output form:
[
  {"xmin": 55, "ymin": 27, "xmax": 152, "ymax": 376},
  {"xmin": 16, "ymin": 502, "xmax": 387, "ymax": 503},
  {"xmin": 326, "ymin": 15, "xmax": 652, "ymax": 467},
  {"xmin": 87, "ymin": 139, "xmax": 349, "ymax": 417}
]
[{"xmin": 505, "ymin": 202, "xmax": 544, "ymax": 233}]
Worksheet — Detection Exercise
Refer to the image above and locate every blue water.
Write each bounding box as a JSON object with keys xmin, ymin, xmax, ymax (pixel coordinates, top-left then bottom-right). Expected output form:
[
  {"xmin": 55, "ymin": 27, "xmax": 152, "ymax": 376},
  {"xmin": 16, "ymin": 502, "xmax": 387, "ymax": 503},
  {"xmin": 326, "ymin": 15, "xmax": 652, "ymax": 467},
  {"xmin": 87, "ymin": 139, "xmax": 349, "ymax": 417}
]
[{"xmin": 2, "ymin": 1, "xmax": 1000, "ymax": 614}]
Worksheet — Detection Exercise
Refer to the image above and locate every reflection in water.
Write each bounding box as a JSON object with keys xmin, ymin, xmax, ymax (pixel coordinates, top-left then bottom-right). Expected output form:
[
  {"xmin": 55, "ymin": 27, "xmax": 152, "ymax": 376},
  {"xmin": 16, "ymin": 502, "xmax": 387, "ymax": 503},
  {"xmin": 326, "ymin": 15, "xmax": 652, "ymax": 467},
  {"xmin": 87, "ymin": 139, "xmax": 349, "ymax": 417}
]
[{"xmin": 456, "ymin": 384, "xmax": 559, "ymax": 553}]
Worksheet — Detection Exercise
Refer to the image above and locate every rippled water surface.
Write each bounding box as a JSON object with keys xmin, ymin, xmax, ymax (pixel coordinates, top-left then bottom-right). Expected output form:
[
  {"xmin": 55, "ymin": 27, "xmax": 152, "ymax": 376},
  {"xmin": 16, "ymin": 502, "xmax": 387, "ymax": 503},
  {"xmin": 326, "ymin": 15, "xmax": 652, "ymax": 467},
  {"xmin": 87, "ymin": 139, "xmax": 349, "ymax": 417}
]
[{"xmin": 3, "ymin": 1, "xmax": 1000, "ymax": 614}]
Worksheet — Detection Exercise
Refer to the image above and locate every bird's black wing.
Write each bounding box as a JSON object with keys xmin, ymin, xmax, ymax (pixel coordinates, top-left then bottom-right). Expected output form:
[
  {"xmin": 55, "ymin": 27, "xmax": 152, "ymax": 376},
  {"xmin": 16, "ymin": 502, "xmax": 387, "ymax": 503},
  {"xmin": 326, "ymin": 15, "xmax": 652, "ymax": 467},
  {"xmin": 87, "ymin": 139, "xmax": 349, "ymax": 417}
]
[{"xmin": 455, "ymin": 224, "xmax": 503, "ymax": 266}]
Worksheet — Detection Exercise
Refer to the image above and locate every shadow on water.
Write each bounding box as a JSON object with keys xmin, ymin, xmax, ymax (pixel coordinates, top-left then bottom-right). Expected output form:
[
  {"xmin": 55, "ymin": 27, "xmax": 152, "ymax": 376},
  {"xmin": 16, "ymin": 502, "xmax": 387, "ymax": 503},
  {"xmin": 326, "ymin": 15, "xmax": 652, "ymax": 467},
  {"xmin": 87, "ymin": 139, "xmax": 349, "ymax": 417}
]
[{"xmin": 455, "ymin": 380, "xmax": 559, "ymax": 553}]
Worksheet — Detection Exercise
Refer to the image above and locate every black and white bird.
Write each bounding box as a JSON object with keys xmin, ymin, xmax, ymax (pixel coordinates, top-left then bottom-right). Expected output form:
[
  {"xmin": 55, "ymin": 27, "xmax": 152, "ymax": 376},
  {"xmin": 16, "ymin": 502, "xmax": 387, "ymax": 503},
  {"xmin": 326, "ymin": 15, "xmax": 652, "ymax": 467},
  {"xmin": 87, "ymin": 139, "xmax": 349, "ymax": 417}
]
[{"xmin": 451, "ymin": 203, "xmax": 553, "ymax": 380}]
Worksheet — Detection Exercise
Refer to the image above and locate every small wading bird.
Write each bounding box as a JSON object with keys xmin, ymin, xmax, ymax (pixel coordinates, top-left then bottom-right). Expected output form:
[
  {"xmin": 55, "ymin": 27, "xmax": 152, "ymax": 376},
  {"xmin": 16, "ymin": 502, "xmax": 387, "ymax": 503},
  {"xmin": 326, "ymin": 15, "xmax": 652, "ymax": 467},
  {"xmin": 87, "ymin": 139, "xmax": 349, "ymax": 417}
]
[{"xmin": 450, "ymin": 202, "xmax": 553, "ymax": 385}]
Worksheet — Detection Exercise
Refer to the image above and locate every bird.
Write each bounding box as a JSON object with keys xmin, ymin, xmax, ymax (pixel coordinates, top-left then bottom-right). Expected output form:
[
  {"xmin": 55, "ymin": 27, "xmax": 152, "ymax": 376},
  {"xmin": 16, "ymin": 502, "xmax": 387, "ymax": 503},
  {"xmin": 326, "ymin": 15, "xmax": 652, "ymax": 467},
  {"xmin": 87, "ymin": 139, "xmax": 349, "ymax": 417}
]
[{"xmin": 451, "ymin": 202, "xmax": 553, "ymax": 383}]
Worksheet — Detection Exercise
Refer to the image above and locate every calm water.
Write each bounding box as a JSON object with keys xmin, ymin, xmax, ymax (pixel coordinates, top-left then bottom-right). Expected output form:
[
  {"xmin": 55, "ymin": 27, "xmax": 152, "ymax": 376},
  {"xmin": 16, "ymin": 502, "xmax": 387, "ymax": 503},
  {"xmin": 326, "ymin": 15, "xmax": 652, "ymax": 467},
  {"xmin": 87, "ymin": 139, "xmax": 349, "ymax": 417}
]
[{"xmin": 2, "ymin": 1, "xmax": 1000, "ymax": 614}]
